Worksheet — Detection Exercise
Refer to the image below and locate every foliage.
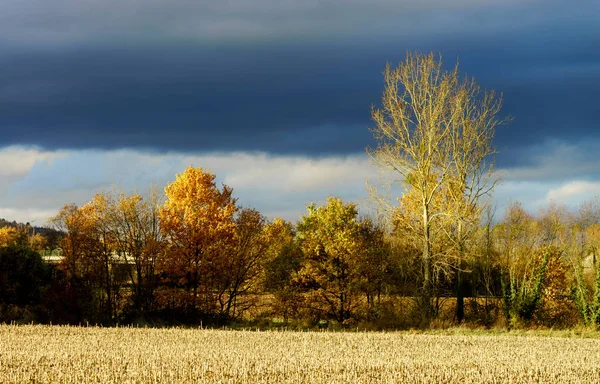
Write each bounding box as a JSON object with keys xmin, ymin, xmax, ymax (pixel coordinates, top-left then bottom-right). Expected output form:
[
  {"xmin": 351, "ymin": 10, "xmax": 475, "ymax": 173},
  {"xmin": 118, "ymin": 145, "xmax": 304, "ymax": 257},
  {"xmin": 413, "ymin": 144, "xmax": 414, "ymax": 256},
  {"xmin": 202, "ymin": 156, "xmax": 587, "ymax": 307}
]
[
  {"xmin": 0, "ymin": 227, "xmax": 20, "ymax": 247},
  {"xmin": 501, "ymin": 248, "xmax": 550, "ymax": 325},
  {"xmin": 295, "ymin": 197, "xmax": 366, "ymax": 324},
  {"xmin": 0, "ymin": 245, "xmax": 49, "ymax": 309},
  {"xmin": 105, "ymin": 189, "xmax": 164, "ymax": 316},
  {"xmin": 212, "ymin": 208, "xmax": 270, "ymax": 319},
  {"xmin": 159, "ymin": 166, "xmax": 237, "ymax": 318},
  {"xmin": 569, "ymin": 206, "xmax": 600, "ymax": 327}
]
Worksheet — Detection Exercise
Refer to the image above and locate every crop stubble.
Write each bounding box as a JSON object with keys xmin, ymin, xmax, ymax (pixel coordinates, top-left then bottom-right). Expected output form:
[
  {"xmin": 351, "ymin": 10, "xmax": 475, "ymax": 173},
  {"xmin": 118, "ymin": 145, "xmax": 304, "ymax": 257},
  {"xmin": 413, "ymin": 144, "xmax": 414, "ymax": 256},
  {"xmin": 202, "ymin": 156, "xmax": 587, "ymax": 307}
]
[{"xmin": 1, "ymin": 325, "xmax": 599, "ymax": 383}]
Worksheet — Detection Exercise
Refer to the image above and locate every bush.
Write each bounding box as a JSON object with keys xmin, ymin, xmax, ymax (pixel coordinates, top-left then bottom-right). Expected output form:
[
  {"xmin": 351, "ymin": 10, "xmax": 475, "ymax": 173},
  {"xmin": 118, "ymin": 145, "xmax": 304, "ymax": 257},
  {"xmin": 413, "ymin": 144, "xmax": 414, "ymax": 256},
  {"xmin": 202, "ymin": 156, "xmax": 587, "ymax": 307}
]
[{"xmin": 0, "ymin": 245, "xmax": 50, "ymax": 306}]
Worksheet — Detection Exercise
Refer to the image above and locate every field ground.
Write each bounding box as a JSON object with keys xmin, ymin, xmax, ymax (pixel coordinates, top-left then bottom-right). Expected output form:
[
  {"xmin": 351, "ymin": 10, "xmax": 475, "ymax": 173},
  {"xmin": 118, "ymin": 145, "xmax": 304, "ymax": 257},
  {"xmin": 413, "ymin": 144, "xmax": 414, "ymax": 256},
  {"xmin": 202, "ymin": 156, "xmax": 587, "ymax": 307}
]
[{"xmin": 1, "ymin": 325, "xmax": 600, "ymax": 383}]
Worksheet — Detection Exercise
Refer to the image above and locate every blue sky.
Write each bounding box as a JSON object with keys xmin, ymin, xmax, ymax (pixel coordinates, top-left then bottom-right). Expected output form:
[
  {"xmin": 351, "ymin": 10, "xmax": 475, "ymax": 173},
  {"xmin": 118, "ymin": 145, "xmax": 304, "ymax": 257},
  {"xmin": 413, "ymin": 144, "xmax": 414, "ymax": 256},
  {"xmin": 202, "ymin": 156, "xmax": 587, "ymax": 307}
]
[{"xmin": 0, "ymin": 0, "xmax": 599, "ymax": 224}]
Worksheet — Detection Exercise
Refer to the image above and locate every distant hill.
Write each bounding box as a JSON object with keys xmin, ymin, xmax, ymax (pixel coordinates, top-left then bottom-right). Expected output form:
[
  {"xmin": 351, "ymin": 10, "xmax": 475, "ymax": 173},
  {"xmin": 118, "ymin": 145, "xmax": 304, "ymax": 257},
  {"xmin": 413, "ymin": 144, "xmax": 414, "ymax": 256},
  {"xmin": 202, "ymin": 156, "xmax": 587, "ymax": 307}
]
[{"xmin": 0, "ymin": 218, "xmax": 20, "ymax": 228}]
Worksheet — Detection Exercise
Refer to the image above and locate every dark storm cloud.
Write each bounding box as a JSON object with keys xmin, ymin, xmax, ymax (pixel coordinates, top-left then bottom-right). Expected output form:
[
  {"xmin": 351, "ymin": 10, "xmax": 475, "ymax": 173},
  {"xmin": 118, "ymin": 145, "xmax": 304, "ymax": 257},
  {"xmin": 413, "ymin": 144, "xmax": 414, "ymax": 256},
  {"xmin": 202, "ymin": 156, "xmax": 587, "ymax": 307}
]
[
  {"xmin": 0, "ymin": 44, "xmax": 378, "ymax": 154},
  {"xmin": 0, "ymin": 0, "xmax": 598, "ymax": 163},
  {"xmin": 0, "ymin": 0, "xmax": 554, "ymax": 46}
]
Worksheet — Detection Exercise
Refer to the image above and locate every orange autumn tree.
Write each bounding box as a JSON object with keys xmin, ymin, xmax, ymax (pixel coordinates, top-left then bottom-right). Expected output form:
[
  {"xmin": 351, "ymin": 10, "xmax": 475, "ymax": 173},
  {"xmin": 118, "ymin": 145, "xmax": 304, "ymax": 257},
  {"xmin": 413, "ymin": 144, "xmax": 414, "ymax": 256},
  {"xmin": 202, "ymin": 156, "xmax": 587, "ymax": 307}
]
[
  {"xmin": 49, "ymin": 201, "xmax": 113, "ymax": 322},
  {"xmin": 159, "ymin": 167, "xmax": 237, "ymax": 315},
  {"xmin": 50, "ymin": 203, "xmax": 93, "ymax": 279}
]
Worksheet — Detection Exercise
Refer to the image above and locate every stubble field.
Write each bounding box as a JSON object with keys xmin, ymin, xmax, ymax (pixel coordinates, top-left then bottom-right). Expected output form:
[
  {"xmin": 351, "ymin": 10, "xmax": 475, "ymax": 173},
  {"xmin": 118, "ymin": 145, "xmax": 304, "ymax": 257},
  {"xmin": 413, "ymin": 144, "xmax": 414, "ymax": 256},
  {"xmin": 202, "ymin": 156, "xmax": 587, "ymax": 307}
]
[{"xmin": 1, "ymin": 325, "xmax": 599, "ymax": 383}]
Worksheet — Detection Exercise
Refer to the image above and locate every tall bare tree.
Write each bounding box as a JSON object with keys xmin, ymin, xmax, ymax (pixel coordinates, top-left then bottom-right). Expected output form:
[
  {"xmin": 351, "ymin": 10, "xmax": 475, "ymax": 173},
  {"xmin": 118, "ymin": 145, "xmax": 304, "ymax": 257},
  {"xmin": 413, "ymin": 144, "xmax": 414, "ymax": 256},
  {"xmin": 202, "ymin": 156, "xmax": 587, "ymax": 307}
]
[{"xmin": 368, "ymin": 52, "xmax": 506, "ymax": 320}]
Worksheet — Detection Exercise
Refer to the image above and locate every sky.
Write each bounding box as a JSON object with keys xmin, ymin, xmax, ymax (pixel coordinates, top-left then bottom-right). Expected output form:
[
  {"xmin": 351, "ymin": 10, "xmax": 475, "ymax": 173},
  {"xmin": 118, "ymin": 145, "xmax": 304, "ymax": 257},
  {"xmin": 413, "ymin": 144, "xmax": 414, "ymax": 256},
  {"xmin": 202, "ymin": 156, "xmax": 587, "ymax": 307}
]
[{"xmin": 0, "ymin": 0, "xmax": 599, "ymax": 225}]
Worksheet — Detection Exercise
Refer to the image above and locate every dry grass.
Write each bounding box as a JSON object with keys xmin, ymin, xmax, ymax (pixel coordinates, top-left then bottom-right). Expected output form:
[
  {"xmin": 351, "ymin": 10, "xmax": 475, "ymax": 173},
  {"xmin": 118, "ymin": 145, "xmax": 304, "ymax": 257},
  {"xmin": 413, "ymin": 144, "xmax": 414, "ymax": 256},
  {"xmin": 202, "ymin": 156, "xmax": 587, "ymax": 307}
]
[{"xmin": 1, "ymin": 325, "xmax": 600, "ymax": 383}]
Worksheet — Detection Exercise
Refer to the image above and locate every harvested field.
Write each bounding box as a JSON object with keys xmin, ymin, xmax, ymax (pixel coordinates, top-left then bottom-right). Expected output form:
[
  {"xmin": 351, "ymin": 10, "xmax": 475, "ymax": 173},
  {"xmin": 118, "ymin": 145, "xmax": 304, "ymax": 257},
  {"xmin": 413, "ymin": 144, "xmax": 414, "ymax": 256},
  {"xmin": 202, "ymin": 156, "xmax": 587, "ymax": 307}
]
[{"xmin": 1, "ymin": 325, "xmax": 599, "ymax": 383}]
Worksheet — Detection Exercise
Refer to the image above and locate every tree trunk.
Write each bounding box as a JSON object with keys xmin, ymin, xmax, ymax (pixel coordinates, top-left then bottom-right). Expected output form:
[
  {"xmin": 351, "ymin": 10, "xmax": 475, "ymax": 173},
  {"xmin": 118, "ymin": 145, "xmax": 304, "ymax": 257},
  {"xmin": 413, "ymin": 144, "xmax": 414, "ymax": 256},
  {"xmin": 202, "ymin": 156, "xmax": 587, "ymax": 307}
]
[
  {"xmin": 192, "ymin": 267, "xmax": 198, "ymax": 311},
  {"xmin": 422, "ymin": 206, "xmax": 432, "ymax": 320},
  {"xmin": 105, "ymin": 257, "xmax": 112, "ymax": 323},
  {"xmin": 456, "ymin": 222, "xmax": 465, "ymax": 323},
  {"xmin": 456, "ymin": 268, "xmax": 464, "ymax": 323}
]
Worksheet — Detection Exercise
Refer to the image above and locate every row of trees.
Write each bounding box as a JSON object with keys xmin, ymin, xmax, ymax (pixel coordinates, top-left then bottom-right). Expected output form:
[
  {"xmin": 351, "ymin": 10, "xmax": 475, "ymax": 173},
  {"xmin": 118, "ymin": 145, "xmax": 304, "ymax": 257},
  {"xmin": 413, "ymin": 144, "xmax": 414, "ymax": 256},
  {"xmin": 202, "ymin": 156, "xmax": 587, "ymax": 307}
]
[
  {"xmin": 0, "ymin": 169, "xmax": 395, "ymax": 326},
  {"xmin": 3, "ymin": 187, "xmax": 600, "ymax": 328},
  {"xmin": 1, "ymin": 52, "xmax": 598, "ymax": 329},
  {"xmin": 42, "ymin": 169, "xmax": 272, "ymax": 323},
  {"xmin": 35, "ymin": 170, "xmax": 400, "ymax": 326}
]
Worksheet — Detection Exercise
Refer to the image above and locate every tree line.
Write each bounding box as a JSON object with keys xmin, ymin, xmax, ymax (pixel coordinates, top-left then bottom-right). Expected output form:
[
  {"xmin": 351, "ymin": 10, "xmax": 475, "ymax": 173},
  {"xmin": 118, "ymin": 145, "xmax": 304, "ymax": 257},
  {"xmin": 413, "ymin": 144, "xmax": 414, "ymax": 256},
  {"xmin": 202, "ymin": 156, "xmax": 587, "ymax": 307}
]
[{"xmin": 1, "ymin": 52, "xmax": 598, "ymax": 329}]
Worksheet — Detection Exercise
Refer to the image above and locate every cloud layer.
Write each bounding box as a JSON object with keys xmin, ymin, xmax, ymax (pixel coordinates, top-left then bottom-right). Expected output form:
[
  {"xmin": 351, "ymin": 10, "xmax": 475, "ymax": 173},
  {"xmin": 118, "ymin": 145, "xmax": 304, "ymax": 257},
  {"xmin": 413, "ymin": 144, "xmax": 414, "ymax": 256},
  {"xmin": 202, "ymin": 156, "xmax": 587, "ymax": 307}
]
[
  {"xmin": 0, "ymin": 1, "xmax": 598, "ymax": 223},
  {"xmin": 0, "ymin": 0, "xmax": 598, "ymax": 166},
  {"xmin": 0, "ymin": 0, "xmax": 556, "ymax": 45},
  {"xmin": 0, "ymin": 146, "xmax": 375, "ymax": 224},
  {"xmin": 2, "ymin": 138, "xmax": 600, "ymax": 225}
]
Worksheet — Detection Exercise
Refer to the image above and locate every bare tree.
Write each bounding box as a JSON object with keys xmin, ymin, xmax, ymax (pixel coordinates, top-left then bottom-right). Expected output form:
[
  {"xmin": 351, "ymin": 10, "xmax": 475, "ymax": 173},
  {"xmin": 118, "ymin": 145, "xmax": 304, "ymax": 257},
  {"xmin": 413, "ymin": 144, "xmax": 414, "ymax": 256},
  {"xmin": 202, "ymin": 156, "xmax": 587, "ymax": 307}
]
[
  {"xmin": 368, "ymin": 52, "xmax": 506, "ymax": 320},
  {"xmin": 107, "ymin": 186, "xmax": 164, "ymax": 316}
]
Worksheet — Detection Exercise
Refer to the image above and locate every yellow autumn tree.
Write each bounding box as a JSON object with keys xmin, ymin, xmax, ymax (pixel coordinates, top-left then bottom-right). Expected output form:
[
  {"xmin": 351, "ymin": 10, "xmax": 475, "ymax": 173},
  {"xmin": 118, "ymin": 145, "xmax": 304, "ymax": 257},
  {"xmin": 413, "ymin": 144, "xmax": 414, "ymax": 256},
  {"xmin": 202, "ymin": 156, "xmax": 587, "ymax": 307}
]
[
  {"xmin": 159, "ymin": 166, "xmax": 237, "ymax": 314},
  {"xmin": 295, "ymin": 196, "xmax": 364, "ymax": 325},
  {"xmin": 0, "ymin": 227, "xmax": 19, "ymax": 247},
  {"xmin": 263, "ymin": 218, "xmax": 302, "ymax": 321}
]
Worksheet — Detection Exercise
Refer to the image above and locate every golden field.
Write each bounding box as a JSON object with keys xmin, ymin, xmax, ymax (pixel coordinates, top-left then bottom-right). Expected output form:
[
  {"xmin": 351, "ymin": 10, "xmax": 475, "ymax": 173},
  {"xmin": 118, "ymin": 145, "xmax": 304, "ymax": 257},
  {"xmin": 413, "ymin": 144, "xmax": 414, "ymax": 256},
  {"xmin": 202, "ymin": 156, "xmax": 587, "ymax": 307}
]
[{"xmin": 1, "ymin": 325, "xmax": 600, "ymax": 383}]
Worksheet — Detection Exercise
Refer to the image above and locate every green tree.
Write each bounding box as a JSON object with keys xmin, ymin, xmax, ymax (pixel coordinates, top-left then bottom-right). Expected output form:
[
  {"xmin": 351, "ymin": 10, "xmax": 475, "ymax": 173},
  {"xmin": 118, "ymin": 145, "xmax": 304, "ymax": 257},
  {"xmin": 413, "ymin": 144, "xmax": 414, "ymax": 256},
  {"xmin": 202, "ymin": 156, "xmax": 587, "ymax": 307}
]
[
  {"xmin": 568, "ymin": 197, "xmax": 600, "ymax": 327},
  {"xmin": 495, "ymin": 202, "xmax": 570, "ymax": 327},
  {"xmin": 0, "ymin": 245, "xmax": 49, "ymax": 310}
]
